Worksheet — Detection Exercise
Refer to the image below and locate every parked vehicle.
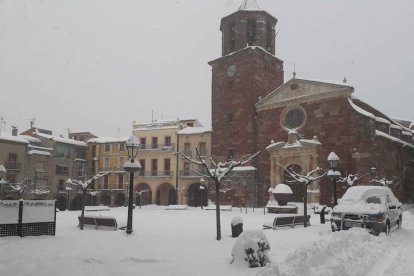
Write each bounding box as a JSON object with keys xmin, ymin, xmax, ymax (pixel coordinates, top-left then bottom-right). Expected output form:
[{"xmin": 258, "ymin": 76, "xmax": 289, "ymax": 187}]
[{"xmin": 330, "ymin": 186, "xmax": 402, "ymax": 235}]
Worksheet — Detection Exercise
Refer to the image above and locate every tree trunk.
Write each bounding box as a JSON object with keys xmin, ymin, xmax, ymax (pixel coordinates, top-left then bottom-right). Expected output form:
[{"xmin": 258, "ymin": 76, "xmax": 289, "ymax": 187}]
[
  {"xmin": 215, "ymin": 181, "xmax": 221, "ymax": 240},
  {"xmin": 303, "ymin": 184, "xmax": 308, "ymax": 228},
  {"xmin": 80, "ymin": 189, "xmax": 86, "ymax": 230}
]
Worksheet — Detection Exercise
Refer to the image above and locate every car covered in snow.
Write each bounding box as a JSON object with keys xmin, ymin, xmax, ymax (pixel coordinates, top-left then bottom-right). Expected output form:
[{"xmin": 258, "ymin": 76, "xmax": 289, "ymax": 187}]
[{"xmin": 330, "ymin": 185, "xmax": 402, "ymax": 235}]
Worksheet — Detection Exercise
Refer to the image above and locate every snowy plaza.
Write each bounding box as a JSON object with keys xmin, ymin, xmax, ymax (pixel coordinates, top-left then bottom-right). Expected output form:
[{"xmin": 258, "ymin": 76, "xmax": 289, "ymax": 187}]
[{"xmin": 1, "ymin": 204, "xmax": 414, "ymax": 276}]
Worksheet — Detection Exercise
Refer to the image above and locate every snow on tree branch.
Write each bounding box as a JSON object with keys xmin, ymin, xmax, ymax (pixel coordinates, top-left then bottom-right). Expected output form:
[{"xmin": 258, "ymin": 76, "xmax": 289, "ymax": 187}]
[{"xmin": 277, "ymin": 163, "xmax": 326, "ymax": 186}]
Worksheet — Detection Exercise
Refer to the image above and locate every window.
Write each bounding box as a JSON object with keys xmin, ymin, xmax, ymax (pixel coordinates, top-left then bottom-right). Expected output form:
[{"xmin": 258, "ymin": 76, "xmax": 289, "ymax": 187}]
[
  {"xmin": 184, "ymin": 162, "xmax": 190, "ymax": 175},
  {"xmin": 140, "ymin": 159, "xmax": 145, "ymax": 176},
  {"xmin": 76, "ymin": 149, "xmax": 86, "ymax": 159},
  {"xmin": 165, "ymin": 136, "xmax": 171, "ymax": 146},
  {"xmin": 152, "ymin": 159, "xmax": 157, "ymax": 176},
  {"xmin": 118, "ymin": 174, "xmax": 124, "ymax": 189},
  {"xmin": 8, "ymin": 153, "xmax": 17, "ymax": 162},
  {"xmin": 198, "ymin": 142, "xmax": 207, "ymax": 156},
  {"xmin": 282, "ymin": 106, "xmax": 306, "ymax": 130},
  {"xmin": 187, "ymin": 122, "xmax": 194, "ymax": 127},
  {"xmin": 58, "ymin": 180, "xmax": 65, "ymax": 191},
  {"xmin": 152, "ymin": 137, "xmax": 158, "ymax": 149},
  {"xmin": 140, "ymin": 138, "xmax": 146, "ymax": 149},
  {"xmin": 229, "ymin": 22, "xmax": 236, "ymax": 52},
  {"xmin": 78, "ymin": 164, "xmax": 85, "ymax": 177},
  {"xmin": 164, "ymin": 159, "xmax": 171, "ymax": 176},
  {"xmin": 119, "ymin": 156, "xmax": 125, "ymax": 167},
  {"xmin": 104, "ymin": 144, "xmax": 110, "ymax": 152},
  {"xmin": 247, "ymin": 19, "xmax": 256, "ymax": 46},
  {"xmin": 184, "ymin": 143, "xmax": 191, "ymax": 157},
  {"xmin": 104, "ymin": 158, "xmax": 110, "ymax": 170},
  {"xmin": 103, "ymin": 175, "xmax": 109, "ymax": 189},
  {"xmin": 228, "ymin": 113, "xmax": 234, "ymax": 123},
  {"xmin": 56, "ymin": 145, "xmax": 70, "ymax": 158},
  {"xmin": 56, "ymin": 164, "xmax": 69, "ymax": 175},
  {"xmin": 119, "ymin": 142, "xmax": 125, "ymax": 151},
  {"xmin": 266, "ymin": 24, "xmax": 273, "ymax": 52},
  {"xmin": 91, "ymin": 145, "xmax": 96, "ymax": 157}
]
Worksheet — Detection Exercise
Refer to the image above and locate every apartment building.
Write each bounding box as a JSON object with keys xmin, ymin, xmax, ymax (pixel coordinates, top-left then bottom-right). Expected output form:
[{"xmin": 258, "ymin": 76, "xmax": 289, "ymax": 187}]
[
  {"xmin": 87, "ymin": 137, "xmax": 129, "ymax": 207},
  {"xmin": 132, "ymin": 119, "xmax": 211, "ymax": 206}
]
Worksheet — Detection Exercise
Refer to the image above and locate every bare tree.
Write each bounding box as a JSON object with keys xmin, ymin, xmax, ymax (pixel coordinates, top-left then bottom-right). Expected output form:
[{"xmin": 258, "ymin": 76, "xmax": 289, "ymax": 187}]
[
  {"xmin": 8, "ymin": 178, "xmax": 50, "ymax": 198},
  {"xmin": 277, "ymin": 163, "xmax": 326, "ymax": 227},
  {"xmin": 67, "ymin": 171, "xmax": 113, "ymax": 230},
  {"xmin": 136, "ymin": 189, "xmax": 149, "ymax": 208},
  {"xmin": 180, "ymin": 148, "xmax": 259, "ymax": 240}
]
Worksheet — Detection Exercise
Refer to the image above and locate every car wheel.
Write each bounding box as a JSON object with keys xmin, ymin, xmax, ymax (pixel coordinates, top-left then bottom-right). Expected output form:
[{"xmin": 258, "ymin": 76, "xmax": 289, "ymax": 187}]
[
  {"xmin": 384, "ymin": 222, "xmax": 390, "ymax": 235},
  {"xmin": 397, "ymin": 217, "xmax": 402, "ymax": 229}
]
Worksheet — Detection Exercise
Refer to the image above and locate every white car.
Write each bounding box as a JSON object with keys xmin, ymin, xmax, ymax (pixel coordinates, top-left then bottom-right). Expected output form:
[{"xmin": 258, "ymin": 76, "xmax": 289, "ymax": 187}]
[{"xmin": 330, "ymin": 186, "xmax": 402, "ymax": 235}]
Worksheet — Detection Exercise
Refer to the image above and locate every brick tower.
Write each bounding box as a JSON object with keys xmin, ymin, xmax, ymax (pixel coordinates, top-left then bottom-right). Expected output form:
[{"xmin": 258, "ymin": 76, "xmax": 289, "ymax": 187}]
[{"xmin": 209, "ymin": 0, "xmax": 284, "ymax": 162}]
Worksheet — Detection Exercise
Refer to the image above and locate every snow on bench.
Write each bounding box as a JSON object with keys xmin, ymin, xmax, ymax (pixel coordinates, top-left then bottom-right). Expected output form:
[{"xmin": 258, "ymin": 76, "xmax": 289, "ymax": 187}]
[
  {"xmin": 204, "ymin": 205, "xmax": 232, "ymax": 211},
  {"xmin": 84, "ymin": 206, "xmax": 110, "ymax": 212},
  {"xmin": 165, "ymin": 205, "xmax": 188, "ymax": 210},
  {"xmin": 263, "ymin": 214, "xmax": 311, "ymax": 230},
  {"xmin": 78, "ymin": 216, "xmax": 117, "ymax": 230}
]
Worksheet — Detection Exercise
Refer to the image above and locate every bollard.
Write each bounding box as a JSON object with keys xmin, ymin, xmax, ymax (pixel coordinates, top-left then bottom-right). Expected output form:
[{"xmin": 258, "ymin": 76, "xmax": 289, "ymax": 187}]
[{"xmin": 320, "ymin": 205, "xmax": 326, "ymax": 224}]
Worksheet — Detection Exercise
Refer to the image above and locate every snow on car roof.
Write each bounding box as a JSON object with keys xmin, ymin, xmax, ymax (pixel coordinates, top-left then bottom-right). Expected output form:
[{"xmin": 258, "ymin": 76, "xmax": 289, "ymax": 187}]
[{"xmin": 341, "ymin": 186, "xmax": 389, "ymax": 201}]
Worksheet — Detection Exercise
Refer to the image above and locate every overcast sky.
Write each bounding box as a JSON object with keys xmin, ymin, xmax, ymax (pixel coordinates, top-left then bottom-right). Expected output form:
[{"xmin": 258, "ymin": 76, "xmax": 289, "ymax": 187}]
[{"xmin": 1, "ymin": 0, "xmax": 413, "ymax": 137}]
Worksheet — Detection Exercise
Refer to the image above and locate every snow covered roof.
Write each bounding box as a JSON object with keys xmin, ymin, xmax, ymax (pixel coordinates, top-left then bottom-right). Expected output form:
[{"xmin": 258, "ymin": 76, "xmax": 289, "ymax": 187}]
[
  {"xmin": 35, "ymin": 132, "xmax": 87, "ymax": 147},
  {"xmin": 18, "ymin": 135, "xmax": 41, "ymax": 144},
  {"xmin": 177, "ymin": 127, "xmax": 211, "ymax": 135},
  {"xmin": 28, "ymin": 145, "xmax": 53, "ymax": 151},
  {"xmin": 0, "ymin": 132, "xmax": 29, "ymax": 144},
  {"xmin": 27, "ymin": 149, "xmax": 51, "ymax": 156},
  {"xmin": 238, "ymin": 0, "xmax": 261, "ymax": 11},
  {"xmin": 376, "ymin": 130, "xmax": 414, "ymax": 149},
  {"xmin": 87, "ymin": 137, "xmax": 129, "ymax": 144}
]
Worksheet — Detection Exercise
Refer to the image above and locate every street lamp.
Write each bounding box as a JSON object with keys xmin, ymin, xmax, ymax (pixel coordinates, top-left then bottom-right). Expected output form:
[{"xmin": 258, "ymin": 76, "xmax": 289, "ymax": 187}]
[
  {"xmin": 123, "ymin": 136, "xmax": 141, "ymax": 234},
  {"xmin": 200, "ymin": 177, "xmax": 205, "ymax": 209},
  {"xmin": 327, "ymin": 152, "xmax": 341, "ymax": 206},
  {"xmin": 65, "ymin": 185, "xmax": 72, "ymax": 210}
]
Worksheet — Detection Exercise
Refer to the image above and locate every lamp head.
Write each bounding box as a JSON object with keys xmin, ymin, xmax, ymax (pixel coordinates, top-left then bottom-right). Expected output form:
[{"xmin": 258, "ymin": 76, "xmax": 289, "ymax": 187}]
[
  {"xmin": 126, "ymin": 136, "xmax": 139, "ymax": 161},
  {"xmin": 327, "ymin": 152, "xmax": 340, "ymax": 170}
]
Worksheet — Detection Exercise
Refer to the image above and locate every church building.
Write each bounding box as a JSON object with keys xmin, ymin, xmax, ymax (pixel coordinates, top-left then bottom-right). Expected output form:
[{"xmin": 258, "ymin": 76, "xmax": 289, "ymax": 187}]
[{"xmin": 209, "ymin": 0, "xmax": 414, "ymax": 206}]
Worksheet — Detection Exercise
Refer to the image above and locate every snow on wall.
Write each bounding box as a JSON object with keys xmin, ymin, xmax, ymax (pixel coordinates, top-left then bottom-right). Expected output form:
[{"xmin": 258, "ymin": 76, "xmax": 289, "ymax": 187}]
[{"xmin": 0, "ymin": 201, "xmax": 20, "ymax": 224}]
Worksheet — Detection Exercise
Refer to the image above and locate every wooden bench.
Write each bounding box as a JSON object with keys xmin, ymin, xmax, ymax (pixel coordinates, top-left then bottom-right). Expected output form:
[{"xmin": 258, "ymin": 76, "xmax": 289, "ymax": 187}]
[
  {"xmin": 263, "ymin": 214, "xmax": 311, "ymax": 230},
  {"xmin": 78, "ymin": 216, "xmax": 118, "ymax": 230}
]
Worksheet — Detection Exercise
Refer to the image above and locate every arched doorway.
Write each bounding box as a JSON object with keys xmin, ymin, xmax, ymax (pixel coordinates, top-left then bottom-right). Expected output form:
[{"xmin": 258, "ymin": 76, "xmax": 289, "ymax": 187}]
[
  {"xmin": 115, "ymin": 193, "xmax": 125, "ymax": 206},
  {"xmin": 71, "ymin": 195, "xmax": 83, "ymax": 210},
  {"xmin": 56, "ymin": 196, "xmax": 67, "ymax": 211},
  {"xmin": 187, "ymin": 183, "xmax": 208, "ymax": 207},
  {"xmin": 156, "ymin": 183, "xmax": 176, "ymax": 206},
  {"xmin": 283, "ymin": 164, "xmax": 303, "ymax": 202},
  {"xmin": 135, "ymin": 183, "xmax": 152, "ymax": 206},
  {"xmin": 100, "ymin": 192, "xmax": 111, "ymax": 206}
]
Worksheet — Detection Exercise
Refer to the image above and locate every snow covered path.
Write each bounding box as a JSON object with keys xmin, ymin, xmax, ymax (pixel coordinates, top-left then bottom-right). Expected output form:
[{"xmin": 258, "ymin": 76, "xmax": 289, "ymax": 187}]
[{"xmin": 0, "ymin": 205, "xmax": 413, "ymax": 276}]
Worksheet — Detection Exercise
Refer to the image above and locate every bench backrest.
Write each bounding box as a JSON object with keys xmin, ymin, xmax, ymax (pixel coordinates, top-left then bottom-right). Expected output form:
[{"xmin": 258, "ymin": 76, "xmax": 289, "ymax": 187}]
[
  {"xmin": 79, "ymin": 216, "xmax": 96, "ymax": 225},
  {"xmin": 95, "ymin": 217, "xmax": 117, "ymax": 227},
  {"xmin": 274, "ymin": 216, "xmax": 295, "ymax": 226}
]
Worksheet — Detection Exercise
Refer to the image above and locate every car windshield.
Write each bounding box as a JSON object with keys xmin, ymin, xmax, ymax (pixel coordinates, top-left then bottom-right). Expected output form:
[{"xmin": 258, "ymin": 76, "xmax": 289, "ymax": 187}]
[{"xmin": 339, "ymin": 187, "xmax": 385, "ymax": 205}]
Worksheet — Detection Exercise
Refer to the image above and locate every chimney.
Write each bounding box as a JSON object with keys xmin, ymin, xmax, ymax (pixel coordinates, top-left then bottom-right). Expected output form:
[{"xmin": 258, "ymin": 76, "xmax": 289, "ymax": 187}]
[{"xmin": 12, "ymin": 126, "xmax": 18, "ymax": 136}]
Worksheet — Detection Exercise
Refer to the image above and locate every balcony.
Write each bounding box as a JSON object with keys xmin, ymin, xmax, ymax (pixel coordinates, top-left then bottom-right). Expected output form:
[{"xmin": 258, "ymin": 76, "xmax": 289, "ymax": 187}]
[
  {"xmin": 5, "ymin": 161, "xmax": 22, "ymax": 172},
  {"xmin": 140, "ymin": 143, "xmax": 175, "ymax": 152},
  {"xmin": 179, "ymin": 170, "xmax": 201, "ymax": 178},
  {"xmin": 137, "ymin": 170, "xmax": 173, "ymax": 178}
]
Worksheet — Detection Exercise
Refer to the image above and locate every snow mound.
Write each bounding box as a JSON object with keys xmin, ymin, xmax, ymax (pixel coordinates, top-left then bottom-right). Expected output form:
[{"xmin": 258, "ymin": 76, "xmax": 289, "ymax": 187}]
[
  {"xmin": 231, "ymin": 230, "xmax": 270, "ymax": 268},
  {"xmin": 258, "ymin": 228, "xmax": 388, "ymax": 276},
  {"xmin": 273, "ymin": 184, "xmax": 293, "ymax": 194}
]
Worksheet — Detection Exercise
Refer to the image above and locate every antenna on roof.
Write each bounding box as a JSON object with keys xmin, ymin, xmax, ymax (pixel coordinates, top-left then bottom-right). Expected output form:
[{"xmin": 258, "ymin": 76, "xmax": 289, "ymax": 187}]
[
  {"xmin": 343, "ymin": 77, "xmax": 347, "ymax": 84},
  {"xmin": 151, "ymin": 110, "xmax": 154, "ymax": 122},
  {"xmin": 293, "ymin": 63, "xmax": 296, "ymax": 78},
  {"xmin": 27, "ymin": 118, "xmax": 36, "ymax": 129},
  {"xmin": 117, "ymin": 128, "xmax": 120, "ymax": 138},
  {"xmin": 0, "ymin": 117, "xmax": 5, "ymax": 135}
]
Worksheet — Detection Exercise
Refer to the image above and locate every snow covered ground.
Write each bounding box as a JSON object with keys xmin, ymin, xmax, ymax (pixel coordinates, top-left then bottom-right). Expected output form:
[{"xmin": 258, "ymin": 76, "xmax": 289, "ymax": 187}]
[{"xmin": 1, "ymin": 204, "xmax": 414, "ymax": 276}]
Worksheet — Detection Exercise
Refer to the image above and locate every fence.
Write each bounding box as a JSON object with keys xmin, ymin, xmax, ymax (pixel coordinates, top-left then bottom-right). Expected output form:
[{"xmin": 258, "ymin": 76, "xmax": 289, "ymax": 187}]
[{"xmin": 0, "ymin": 200, "xmax": 56, "ymax": 237}]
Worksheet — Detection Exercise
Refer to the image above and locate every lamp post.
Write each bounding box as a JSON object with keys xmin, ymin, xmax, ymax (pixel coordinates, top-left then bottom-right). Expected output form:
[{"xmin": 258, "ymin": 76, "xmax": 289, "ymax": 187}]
[
  {"xmin": 65, "ymin": 186, "xmax": 72, "ymax": 210},
  {"xmin": 200, "ymin": 177, "xmax": 205, "ymax": 209},
  {"xmin": 327, "ymin": 152, "xmax": 340, "ymax": 206},
  {"xmin": 123, "ymin": 136, "xmax": 141, "ymax": 234},
  {"xmin": 0, "ymin": 165, "xmax": 7, "ymax": 199}
]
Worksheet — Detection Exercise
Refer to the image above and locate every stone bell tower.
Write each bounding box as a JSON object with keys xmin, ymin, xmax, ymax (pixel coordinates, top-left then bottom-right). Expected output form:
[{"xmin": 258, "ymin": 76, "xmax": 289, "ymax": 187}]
[{"xmin": 209, "ymin": 0, "xmax": 284, "ymax": 162}]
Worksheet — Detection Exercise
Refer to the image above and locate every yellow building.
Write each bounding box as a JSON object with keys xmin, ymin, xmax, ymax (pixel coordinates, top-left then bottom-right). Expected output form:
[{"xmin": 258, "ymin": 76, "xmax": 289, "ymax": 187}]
[
  {"xmin": 132, "ymin": 119, "xmax": 211, "ymax": 206},
  {"xmin": 87, "ymin": 137, "xmax": 129, "ymax": 206}
]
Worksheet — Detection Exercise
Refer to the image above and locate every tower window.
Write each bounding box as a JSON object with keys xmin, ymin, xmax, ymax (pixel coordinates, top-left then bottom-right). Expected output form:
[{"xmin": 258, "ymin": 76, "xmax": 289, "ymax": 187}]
[
  {"xmin": 229, "ymin": 22, "xmax": 236, "ymax": 52},
  {"xmin": 266, "ymin": 25, "xmax": 273, "ymax": 52},
  {"xmin": 247, "ymin": 19, "xmax": 256, "ymax": 46}
]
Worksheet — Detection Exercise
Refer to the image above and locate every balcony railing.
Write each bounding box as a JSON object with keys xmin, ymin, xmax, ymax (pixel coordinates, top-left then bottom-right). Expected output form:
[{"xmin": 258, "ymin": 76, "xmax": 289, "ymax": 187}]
[
  {"xmin": 179, "ymin": 170, "xmax": 201, "ymax": 178},
  {"xmin": 137, "ymin": 170, "xmax": 173, "ymax": 178},
  {"xmin": 5, "ymin": 161, "xmax": 22, "ymax": 171},
  {"xmin": 140, "ymin": 143, "xmax": 175, "ymax": 151}
]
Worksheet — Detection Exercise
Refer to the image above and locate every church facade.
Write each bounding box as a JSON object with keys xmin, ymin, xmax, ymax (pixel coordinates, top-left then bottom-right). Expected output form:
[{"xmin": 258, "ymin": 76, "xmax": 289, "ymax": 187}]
[{"xmin": 209, "ymin": 0, "xmax": 414, "ymax": 206}]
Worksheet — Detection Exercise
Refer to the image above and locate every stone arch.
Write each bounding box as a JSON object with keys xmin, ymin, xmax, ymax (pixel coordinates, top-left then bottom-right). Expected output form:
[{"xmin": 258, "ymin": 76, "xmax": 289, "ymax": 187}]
[
  {"xmin": 187, "ymin": 182, "xmax": 208, "ymax": 207},
  {"xmin": 100, "ymin": 192, "xmax": 111, "ymax": 206},
  {"xmin": 71, "ymin": 195, "xmax": 83, "ymax": 210},
  {"xmin": 283, "ymin": 164, "xmax": 304, "ymax": 202},
  {"xmin": 56, "ymin": 196, "xmax": 67, "ymax": 211},
  {"xmin": 156, "ymin": 183, "xmax": 176, "ymax": 206},
  {"xmin": 115, "ymin": 193, "xmax": 126, "ymax": 207},
  {"xmin": 135, "ymin": 183, "xmax": 152, "ymax": 206}
]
